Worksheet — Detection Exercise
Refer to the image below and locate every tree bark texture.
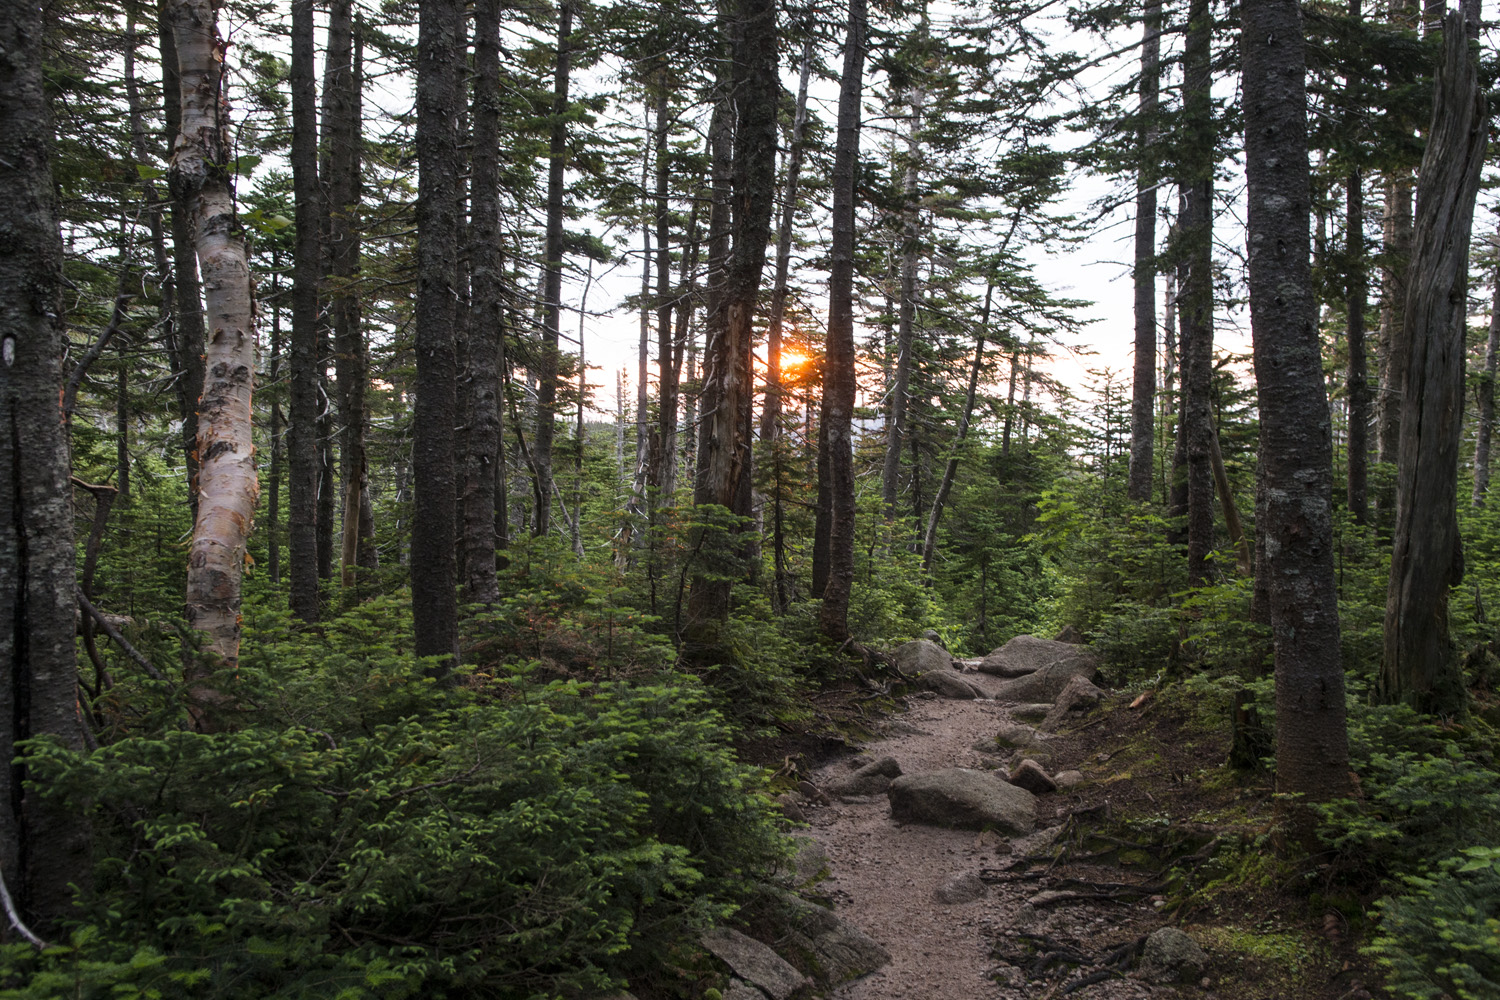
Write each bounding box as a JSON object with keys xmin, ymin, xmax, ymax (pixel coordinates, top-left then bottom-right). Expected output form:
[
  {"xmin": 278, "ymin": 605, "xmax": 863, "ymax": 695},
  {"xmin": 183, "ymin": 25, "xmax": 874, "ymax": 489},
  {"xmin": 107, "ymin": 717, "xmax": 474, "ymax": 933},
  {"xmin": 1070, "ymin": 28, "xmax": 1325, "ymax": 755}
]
[
  {"xmin": 534, "ymin": 1, "xmax": 573, "ymax": 537},
  {"xmin": 412, "ymin": 0, "xmax": 463, "ymax": 669},
  {"xmin": 1242, "ymin": 0, "xmax": 1352, "ymax": 828},
  {"xmin": 1127, "ymin": 0, "xmax": 1162, "ymax": 502},
  {"xmin": 1180, "ymin": 0, "xmax": 1215, "ymax": 587},
  {"xmin": 464, "ymin": 0, "xmax": 503, "ymax": 605},
  {"xmin": 157, "ymin": 9, "xmax": 206, "ymax": 520},
  {"xmin": 288, "ymin": 0, "xmax": 321, "ymax": 621},
  {"xmin": 0, "ymin": 0, "xmax": 90, "ymax": 931},
  {"xmin": 1380, "ymin": 13, "xmax": 1484, "ymax": 715},
  {"xmin": 686, "ymin": 0, "xmax": 778, "ymax": 631},
  {"xmin": 816, "ymin": 0, "xmax": 868, "ymax": 640},
  {"xmin": 1346, "ymin": 165, "xmax": 1370, "ymax": 524},
  {"xmin": 168, "ymin": 0, "xmax": 259, "ymax": 698}
]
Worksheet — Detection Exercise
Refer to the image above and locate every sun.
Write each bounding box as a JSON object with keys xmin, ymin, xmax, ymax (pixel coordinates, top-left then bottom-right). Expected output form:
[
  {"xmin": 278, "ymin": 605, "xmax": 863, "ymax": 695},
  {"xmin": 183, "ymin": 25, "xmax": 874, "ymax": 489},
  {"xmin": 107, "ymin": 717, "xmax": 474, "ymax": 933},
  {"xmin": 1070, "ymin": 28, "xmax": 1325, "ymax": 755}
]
[{"xmin": 780, "ymin": 350, "xmax": 811, "ymax": 369}]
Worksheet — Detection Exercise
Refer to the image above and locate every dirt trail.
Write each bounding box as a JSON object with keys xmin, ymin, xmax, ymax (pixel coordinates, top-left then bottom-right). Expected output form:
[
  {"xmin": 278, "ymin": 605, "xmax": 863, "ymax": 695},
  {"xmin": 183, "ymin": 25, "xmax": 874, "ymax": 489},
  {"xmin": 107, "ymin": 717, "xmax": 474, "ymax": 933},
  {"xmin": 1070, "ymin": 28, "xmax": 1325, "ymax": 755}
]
[{"xmin": 805, "ymin": 668, "xmax": 1162, "ymax": 1000}]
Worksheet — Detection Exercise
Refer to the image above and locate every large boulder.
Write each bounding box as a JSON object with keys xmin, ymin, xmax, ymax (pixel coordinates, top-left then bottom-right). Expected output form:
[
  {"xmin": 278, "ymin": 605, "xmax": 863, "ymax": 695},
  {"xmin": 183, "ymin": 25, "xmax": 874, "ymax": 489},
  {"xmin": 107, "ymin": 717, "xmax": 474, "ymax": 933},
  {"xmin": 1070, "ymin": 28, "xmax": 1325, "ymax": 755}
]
[
  {"xmin": 990, "ymin": 654, "xmax": 1099, "ymax": 703},
  {"xmin": 1040, "ymin": 675, "xmax": 1107, "ymax": 730},
  {"xmin": 978, "ymin": 635, "xmax": 1084, "ymax": 678},
  {"xmin": 887, "ymin": 768, "xmax": 1036, "ymax": 834},
  {"xmin": 826, "ymin": 756, "xmax": 902, "ymax": 799},
  {"xmin": 891, "ymin": 639, "xmax": 955, "ymax": 677},
  {"xmin": 1008, "ymin": 759, "xmax": 1057, "ymax": 795},
  {"xmin": 774, "ymin": 891, "xmax": 892, "ymax": 986},
  {"xmin": 701, "ymin": 928, "xmax": 810, "ymax": 1000}
]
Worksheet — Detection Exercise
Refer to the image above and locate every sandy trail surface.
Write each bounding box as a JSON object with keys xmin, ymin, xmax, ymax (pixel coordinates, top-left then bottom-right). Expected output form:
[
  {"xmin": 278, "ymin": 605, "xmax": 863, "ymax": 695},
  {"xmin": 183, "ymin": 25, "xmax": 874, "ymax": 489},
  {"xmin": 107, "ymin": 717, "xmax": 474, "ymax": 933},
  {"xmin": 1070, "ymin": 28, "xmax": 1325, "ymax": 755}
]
[{"xmin": 805, "ymin": 668, "xmax": 1161, "ymax": 1000}]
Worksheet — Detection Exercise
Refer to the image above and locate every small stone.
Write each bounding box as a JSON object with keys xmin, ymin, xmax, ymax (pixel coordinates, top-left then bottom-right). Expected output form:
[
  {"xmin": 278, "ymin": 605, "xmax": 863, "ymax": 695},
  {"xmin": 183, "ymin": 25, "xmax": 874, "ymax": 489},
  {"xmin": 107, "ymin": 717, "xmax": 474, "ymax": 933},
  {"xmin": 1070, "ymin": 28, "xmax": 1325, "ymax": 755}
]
[
  {"xmin": 774, "ymin": 793, "xmax": 806, "ymax": 824},
  {"xmin": 934, "ymin": 872, "xmax": 989, "ymax": 904},
  {"xmin": 1055, "ymin": 770, "xmax": 1085, "ymax": 790},
  {"xmin": 797, "ymin": 780, "xmax": 831, "ymax": 805},
  {"xmin": 1009, "ymin": 759, "xmax": 1058, "ymax": 794},
  {"xmin": 974, "ymin": 829, "xmax": 1005, "ymax": 850},
  {"xmin": 1139, "ymin": 927, "xmax": 1207, "ymax": 984}
]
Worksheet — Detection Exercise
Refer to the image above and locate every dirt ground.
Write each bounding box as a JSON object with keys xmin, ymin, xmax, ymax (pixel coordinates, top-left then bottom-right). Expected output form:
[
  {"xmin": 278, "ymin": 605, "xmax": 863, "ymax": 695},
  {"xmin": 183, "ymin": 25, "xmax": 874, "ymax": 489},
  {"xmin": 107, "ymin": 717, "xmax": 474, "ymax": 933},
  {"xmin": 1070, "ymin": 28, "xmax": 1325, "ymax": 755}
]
[{"xmin": 788, "ymin": 666, "xmax": 1379, "ymax": 1000}]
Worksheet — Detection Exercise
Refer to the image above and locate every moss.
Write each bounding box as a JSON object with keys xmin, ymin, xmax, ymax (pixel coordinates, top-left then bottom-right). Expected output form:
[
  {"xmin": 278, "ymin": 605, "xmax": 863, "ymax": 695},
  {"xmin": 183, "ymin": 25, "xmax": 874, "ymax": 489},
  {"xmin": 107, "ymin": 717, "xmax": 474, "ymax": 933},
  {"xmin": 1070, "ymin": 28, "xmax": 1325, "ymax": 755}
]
[{"xmin": 1193, "ymin": 925, "xmax": 1313, "ymax": 967}]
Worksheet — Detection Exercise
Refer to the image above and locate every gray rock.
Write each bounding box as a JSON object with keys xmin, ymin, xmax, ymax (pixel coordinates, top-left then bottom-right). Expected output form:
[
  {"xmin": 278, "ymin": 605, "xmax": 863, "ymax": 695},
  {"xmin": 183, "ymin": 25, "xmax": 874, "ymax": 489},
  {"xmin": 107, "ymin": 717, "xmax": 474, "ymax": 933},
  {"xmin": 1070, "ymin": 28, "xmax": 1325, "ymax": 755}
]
[
  {"xmin": 1011, "ymin": 703, "xmax": 1052, "ymax": 721},
  {"xmin": 919, "ymin": 669, "xmax": 985, "ymax": 699},
  {"xmin": 796, "ymin": 780, "xmax": 831, "ymax": 806},
  {"xmin": 993, "ymin": 721, "xmax": 1045, "ymax": 749},
  {"xmin": 774, "ymin": 793, "xmax": 806, "ymax": 824},
  {"xmin": 990, "ymin": 653, "xmax": 1099, "ymax": 703},
  {"xmin": 723, "ymin": 981, "xmax": 768, "ymax": 1000},
  {"xmin": 1009, "ymin": 824, "xmax": 1064, "ymax": 857},
  {"xmin": 891, "ymin": 639, "xmax": 955, "ymax": 677},
  {"xmin": 701, "ymin": 927, "xmax": 810, "ymax": 1000},
  {"xmin": 780, "ymin": 835, "xmax": 830, "ymax": 887},
  {"xmin": 920, "ymin": 628, "xmax": 948, "ymax": 649},
  {"xmin": 1139, "ymin": 927, "xmax": 1207, "ymax": 984},
  {"xmin": 978, "ymin": 635, "xmax": 1084, "ymax": 677},
  {"xmin": 887, "ymin": 768, "xmax": 1037, "ymax": 834},
  {"xmin": 774, "ymin": 892, "xmax": 892, "ymax": 986},
  {"xmin": 1054, "ymin": 625, "xmax": 1086, "ymax": 644},
  {"xmin": 827, "ymin": 756, "xmax": 901, "ymax": 798},
  {"xmin": 1008, "ymin": 759, "xmax": 1057, "ymax": 794},
  {"xmin": 1040, "ymin": 675, "xmax": 1107, "ymax": 730},
  {"xmin": 934, "ymin": 872, "xmax": 989, "ymax": 904},
  {"xmin": 1055, "ymin": 769, "xmax": 1085, "ymax": 790}
]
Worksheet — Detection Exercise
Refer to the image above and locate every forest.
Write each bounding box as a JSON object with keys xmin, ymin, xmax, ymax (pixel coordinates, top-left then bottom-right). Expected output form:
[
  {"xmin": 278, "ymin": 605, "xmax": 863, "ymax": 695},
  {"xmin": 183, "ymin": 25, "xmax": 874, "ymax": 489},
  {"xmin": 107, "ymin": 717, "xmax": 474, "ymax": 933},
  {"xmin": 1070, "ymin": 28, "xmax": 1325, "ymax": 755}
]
[{"xmin": 2, "ymin": 0, "xmax": 1500, "ymax": 994}]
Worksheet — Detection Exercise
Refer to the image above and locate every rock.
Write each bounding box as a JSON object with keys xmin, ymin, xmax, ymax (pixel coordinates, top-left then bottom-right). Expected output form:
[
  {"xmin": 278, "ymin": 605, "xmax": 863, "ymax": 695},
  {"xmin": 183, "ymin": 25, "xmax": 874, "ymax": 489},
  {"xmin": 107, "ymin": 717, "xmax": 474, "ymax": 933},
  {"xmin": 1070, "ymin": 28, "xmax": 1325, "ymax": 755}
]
[
  {"xmin": 797, "ymin": 780, "xmax": 831, "ymax": 806},
  {"xmin": 887, "ymin": 768, "xmax": 1036, "ymax": 834},
  {"xmin": 934, "ymin": 872, "xmax": 988, "ymax": 904},
  {"xmin": 1008, "ymin": 759, "xmax": 1057, "ymax": 794},
  {"xmin": 919, "ymin": 669, "xmax": 985, "ymax": 699},
  {"xmin": 920, "ymin": 628, "xmax": 948, "ymax": 650},
  {"xmin": 701, "ymin": 927, "xmax": 810, "ymax": 1000},
  {"xmin": 1055, "ymin": 769, "xmax": 1085, "ymax": 790},
  {"xmin": 1054, "ymin": 625, "xmax": 1086, "ymax": 644},
  {"xmin": 827, "ymin": 755, "xmax": 902, "ymax": 798},
  {"xmin": 993, "ymin": 721, "xmax": 1044, "ymax": 749},
  {"xmin": 1139, "ymin": 927, "xmax": 1207, "ymax": 984},
  {"xmin": 1040, "ymin": 675, "xmax": 1107, "ymax": 730},
  {"xmin": 990, "ymin": 653, "xmax": 1099, "ymax": 703},
  {"xmin": 774, "ymin": 891, "xmax": 891, "ymax": 986},
  {"xmin": 774, "ymin": 793, "xmax": 806, "ymax": 824},
  {"xmin": 978, "ymin": 635, "xmax": 1086, "ymax": 678},
  {"xmin": 777, "ymin": 835, "xmax": 830, "ymax": 888},
  {"xmin": 891, "ymin": 639, "xmax": 955, "ymax": 678},
  {"xmin": 974, "ymin": 829, "xmax": 1006, "ymax": 850},
  {"xmin": 723, "ymin": 981, "xmax": 768, "ymax": 1000},
  {"xmin": 1009, "ymin": 824, "xmax": 1063, "ymax": 857},
  {"xmin": 1012, "ymin": 703, "xmax": 1052, "ymax": 721}
]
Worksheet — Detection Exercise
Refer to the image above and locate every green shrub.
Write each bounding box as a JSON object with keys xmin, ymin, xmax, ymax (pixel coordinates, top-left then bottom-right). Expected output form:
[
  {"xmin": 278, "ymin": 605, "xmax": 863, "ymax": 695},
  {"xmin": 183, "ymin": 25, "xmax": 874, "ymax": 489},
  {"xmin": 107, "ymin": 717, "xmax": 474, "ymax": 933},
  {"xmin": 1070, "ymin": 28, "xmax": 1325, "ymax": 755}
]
[{"xmin": 1366, "ymin": 846, "xmax": 1500, "ymax": 1000}]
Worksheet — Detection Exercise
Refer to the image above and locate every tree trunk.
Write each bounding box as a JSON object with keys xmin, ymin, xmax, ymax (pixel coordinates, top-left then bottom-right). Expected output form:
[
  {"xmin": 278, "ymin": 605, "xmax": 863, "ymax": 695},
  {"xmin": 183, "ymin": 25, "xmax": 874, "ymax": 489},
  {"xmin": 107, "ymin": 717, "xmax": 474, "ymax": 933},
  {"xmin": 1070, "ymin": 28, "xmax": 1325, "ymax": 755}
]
[
  {"xmin": 288, "ymin": 0, "xmax": 321, "ymax": 621},
  {"xmin": 324, "ymin": 0, "xmax": 373, "ymax": 586},
  {"xmin": 534, "ymin": 1, "xmax": 573, "ymax": 537},
  {"xmin": 169, "ymin": 0, "xmax": 259, "ymax": 702},
  {"xmin": 0, "ymin": 0, "xmax": 90, "ymax": 931},
  {"xmin": 648, "ymin": 82, "xmax": 676, "ymax": 497},
  {"xmin": 464, "ymin": 0, "xmax": 503, "ymax": 605},
  {"xmin": 1127, "ymin": 0, "xmax": 1162, "ymax": 502},
  {"xmin": 157, "ymin": 5, "xmax": 206, "ymax": 520},
  {"xmin": 687, "ymin": 0, "xmax": 779, "ymax": 634},
  {"xmin": 881, "ymin": 36, "xmax": 928, "ymax": 519},
  {"xmin": 1346, "ymin": 162, "xmax": 1370, "ymax": 524},
  {"xmin": 268, "ymin": 262, "xmax": 284, "ymax": 584},
  {"xmin": 412, "ymin": 0, "xmax": 464, "ymax": 672},
  {"xmin": 1242, "ymin": 0, "xmax": 1352, "ymax": 841},
  {"xmin": 1473, "ymin": 258, "xmax": 1500, "ymax": 507},
  {"xmin": 922, "ymin": 284, "xmax": 991, "ymax": 573},
  {"xmin": 816, "ymin": 0, "xmax": 867, "ymax": 641},
  {"xmin": 1380, "ymin": 12, "xmax": 1484, "ymax": 715},
  {"xmin": 1180, "ymin": 0, "xmax": 1215, "ymax": 587}
]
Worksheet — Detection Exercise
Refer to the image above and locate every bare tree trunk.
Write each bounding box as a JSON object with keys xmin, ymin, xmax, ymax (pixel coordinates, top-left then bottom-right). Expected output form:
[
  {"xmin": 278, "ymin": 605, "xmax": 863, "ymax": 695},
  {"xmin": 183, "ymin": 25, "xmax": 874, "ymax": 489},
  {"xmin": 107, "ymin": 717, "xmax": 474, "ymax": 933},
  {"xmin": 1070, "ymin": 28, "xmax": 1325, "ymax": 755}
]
[
  {"xmin": 1381, "ymin": 12, "xmax": 1484, "ymax": 715},
  {"xmin": 1001, "ymin": 339, "xmax": 1020, "ymax": 457},
  {"xmin": 534, "ymin": 1, "xmax": 573, "ymax": 536},
  {"xmin": 922, "ymin": 284, "xmax": 991, "ymax": 573},
  {"xmin": 169, "ymin": 0, "xmax": 259, "ymax": 698},
  {"xmin": 412, "ymin": 0, "xmax": 464, "ymax": 672},
  {"xmin": 816, "ymin": 0, "xmax": 867, "ymax": 640},
  {"xmin": 1127, "ymin": 0, "xmax": 1162, "ymax": 502},
  {"xmin": 1473, "ymin": 258, "xmax": 1500, "ymax": 507},
  {"xmin": 1181, "ymin": 0, "xmax": 1215, "ymax": 587},
  {"xmin": 688, "ymin": 0, "xmax": 778, "ymax": 633},
  {"xmin": 268, "ymin": 261, "xmax": 284, "ymax": 584},
  {"xmin": 881, "ymin": 45, "xmax": 927, "ymax": 518},
  {"xmin": 1346, "ymin": 163, "xmax": 1370, "ymax": 524},
  {"xmin": 288, "ymin": 0, "xmax": 321, "ymax": 621},
  {"xmin": 157, "ymin": 4, "xmax": 206, "ymax": 521},
  {"xmin": 0, "ymin": 0, "xmax": 90, "ymax": 929},
  {"xmin": 1242, "ymin": 0, "xmax": 1351, "ymax": 841},
  {"xmin": 464, "ymin": 0, "xmax": 503, "ymax": 604}
]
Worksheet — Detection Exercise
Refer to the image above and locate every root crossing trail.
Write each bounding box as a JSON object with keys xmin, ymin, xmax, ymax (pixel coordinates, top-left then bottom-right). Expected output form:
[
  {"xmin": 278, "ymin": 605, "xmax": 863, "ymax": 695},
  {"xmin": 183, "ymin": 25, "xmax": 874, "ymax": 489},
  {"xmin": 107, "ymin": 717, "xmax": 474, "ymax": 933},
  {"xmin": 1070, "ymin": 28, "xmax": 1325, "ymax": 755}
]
[{"xmin": 805, "ymin": 667, "xmax": 1163, "ymax": 1000}]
